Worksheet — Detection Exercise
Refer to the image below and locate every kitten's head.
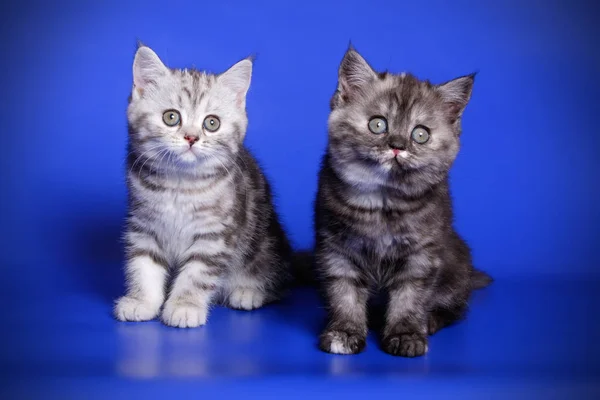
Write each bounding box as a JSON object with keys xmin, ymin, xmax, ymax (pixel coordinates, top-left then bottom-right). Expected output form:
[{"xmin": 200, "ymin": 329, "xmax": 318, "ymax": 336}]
[
  {"xmin": 127, "ymin": 46, "xmax": 252, "ymax": 172},
  {"xmin": 328, "ymin": 47, "xmax": 474, "ymax": 194}
]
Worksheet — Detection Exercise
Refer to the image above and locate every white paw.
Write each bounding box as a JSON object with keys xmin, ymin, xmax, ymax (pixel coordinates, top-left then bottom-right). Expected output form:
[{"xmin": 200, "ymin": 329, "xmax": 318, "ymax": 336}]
[
  {"xmin": 228, "ymin": 288, "xmax": 265, "ymax": 310},
  {"xmin": 114, "ymin": 296, "xmax": 160, "ymax": 322},
  {"xmin": 161, "ymin": 303, "xmax": 208, "ymax": 328},
  {"xmin": 329, "ymin": 337, "xmax": 353, "ymax": 354},
  {"xmin": 319, "ymin": 330, "xmax": 365, "ymax": 355}
]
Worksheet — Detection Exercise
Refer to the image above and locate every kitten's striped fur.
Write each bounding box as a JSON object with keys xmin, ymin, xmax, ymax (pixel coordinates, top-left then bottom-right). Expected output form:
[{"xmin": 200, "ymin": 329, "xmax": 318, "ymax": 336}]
[
  {"xmin": 315, "ymin": 47, "xmax": 491, "ymax": 356},
  {"xmin": 115, "ymin": 46, "xmax": 291, "ymax": 328}
]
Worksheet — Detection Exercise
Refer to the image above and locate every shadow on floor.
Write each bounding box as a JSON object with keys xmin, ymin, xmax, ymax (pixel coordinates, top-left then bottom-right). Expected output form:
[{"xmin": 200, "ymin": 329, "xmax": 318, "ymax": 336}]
[{"xmin": 65, "ymin": 202, "xmax": 126, "ymax": 304}]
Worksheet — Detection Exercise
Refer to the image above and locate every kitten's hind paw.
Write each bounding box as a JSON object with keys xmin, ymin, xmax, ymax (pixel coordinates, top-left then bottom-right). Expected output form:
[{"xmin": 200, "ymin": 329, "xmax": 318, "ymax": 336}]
[
  {"xmin": 319, "ymin": 329, "xmax": 366, "ymax": 355},
  {"xmin": 161, "ymin": 303, "xmax": 208, "ymax": 328},
  {"xmin": 428, "ymin": 307, "xmax": 463, "ymax": 335},
  {"xmin": 382, "ymin": 333, "xmax": 428, "ymax": 357},
  {"xmin": 228, "ymin": 288, "xmax": 266, "ymax": 310},
  {"xmin": 114, "ymin": 296, "xmax": 160, "ymax": 322},
  {"xmin": 428, "ymin": 312, "xmax": 446, "ymax": 335}
]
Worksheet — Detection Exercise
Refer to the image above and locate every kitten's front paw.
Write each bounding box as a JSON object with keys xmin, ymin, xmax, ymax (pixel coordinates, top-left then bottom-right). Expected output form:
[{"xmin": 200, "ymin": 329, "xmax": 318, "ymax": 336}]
[
  {"xmin": 114, "ymin": 296, "xmax": 160, "ymax": 322},
  {"xmin": 228, "ymin": 288, "xmax": 265, "ymax": 310},
  {"xmin": 319, "ymin": 329, "xmax": 366, "ymax": 355},
  {"xmin": 161, "ymin": 303, "xmax": 208, "ymax": 328},
  {"xmin": 382, "ymin": 333, "xmax": 428, "ymax": 357}
]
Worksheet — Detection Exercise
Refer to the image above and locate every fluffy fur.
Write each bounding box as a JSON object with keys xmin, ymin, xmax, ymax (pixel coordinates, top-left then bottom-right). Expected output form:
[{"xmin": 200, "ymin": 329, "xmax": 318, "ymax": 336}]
[
  {"xmin": 314, "ymin": 47, "xmax": 491, "ymax": 356},
  {"xmin": 114, "ymin": 46, "xmax": 291, "ymax": 327}
]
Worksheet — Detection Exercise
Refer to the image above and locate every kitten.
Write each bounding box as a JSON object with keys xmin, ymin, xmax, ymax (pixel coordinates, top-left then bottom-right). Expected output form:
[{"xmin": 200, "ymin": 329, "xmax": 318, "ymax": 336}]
[
  {"xmin": 314, "ymin": 47, "xmax": 492, "ymax": 357},
  {"xmin": 114, "ymin": 46, "xmax": 292, "ymax": 328}
]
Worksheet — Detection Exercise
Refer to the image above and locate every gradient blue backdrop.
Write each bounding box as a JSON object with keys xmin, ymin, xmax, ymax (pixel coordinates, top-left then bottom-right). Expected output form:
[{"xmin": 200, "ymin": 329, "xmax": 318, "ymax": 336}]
[{"xmin": 1, "ymin": 0, "xmax": 599, "ymax": 398}]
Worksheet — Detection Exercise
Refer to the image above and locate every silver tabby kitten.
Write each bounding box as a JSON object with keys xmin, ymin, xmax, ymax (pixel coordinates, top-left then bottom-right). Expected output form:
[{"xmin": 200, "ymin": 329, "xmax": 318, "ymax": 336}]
[
  {"xmin": 114, "ymin": 46, "xmax": 291, "ymax": 328},
  {"xmin": 315, "ymin": 47, "xmax": 491, "ymax": 356}
]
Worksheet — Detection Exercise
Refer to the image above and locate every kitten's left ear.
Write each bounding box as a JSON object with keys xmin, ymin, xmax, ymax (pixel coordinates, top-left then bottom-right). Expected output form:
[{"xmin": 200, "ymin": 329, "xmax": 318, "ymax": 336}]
[
  {"xmin": 219, "ymin": 58, "xmax": 253, "ymax": 106},
  {"xmin": 132, "ymin": 46, "xmax": 169, "ymax": 99},
  {"xmin": 337, "ymin": 47, "xmax": 378, "ymax": 99},
  {"xmin": 436, "ymin": 73, "xmax": 476, "ymax": 117}
]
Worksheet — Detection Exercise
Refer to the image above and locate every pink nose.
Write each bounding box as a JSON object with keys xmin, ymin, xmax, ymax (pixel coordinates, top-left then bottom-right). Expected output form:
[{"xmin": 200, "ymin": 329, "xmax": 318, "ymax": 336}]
[
  {"xmin": 392, "ymin": 149, "xmax": 400, "ymax": 156},
  {"xmin": 184, "ymin": 135, "xmax": 199, "ymax": 146}
]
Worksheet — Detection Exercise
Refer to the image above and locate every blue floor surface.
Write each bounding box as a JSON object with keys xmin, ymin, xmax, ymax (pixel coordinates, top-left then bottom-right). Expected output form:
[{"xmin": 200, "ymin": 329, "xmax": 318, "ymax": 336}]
[{"xmin": 2, "ymin": 279, "xmax": 599, "ymax": 399}]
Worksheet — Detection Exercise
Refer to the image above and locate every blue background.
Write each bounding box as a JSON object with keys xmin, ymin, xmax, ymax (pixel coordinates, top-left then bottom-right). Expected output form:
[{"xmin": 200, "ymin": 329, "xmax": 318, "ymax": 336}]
[{"xmin": 1, "ymin": 0, "xmax": 599, "ymax": 398}]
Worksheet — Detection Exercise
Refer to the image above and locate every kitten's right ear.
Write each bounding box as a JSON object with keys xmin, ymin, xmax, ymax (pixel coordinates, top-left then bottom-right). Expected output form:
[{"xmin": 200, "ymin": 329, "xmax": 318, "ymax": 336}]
[
  {"xmin": 334, "ymin": 46, "xmax": 378, "ymax": 106},
  {"xmin": 132, "ymin": 46, "xmax": 168, "ymax": 100},
  {"xmin": 436, "ymin": 73, "xmax": 476, "ymax": 119},
  {"xmin": 219, "ymin": 57, "xmax": 253, "ymax": 107}
]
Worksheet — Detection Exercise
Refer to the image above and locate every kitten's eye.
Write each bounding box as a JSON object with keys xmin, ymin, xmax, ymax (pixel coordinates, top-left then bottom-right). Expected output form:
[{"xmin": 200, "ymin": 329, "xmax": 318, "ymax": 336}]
[
  {"xmin": 162, "ymin": 110, "xmax": 181, "ymax": 127},
  {"xmin": 203, "ymin": 115, "xmax": 221, "ymax": 132},
  {"xmin": 368, "ymin": 117, "xmax": 388, "ymax": 134},
  {"xmin": 411, "ymin": 126, "xmax": 430, "ymax": 144}
]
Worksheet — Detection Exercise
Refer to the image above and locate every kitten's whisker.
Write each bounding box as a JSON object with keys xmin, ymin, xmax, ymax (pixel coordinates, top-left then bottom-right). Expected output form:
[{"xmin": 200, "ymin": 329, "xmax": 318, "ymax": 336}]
[
  {"xmin": 231, "ymin": 147, "xmax": 248, "ymax": 171},
  {"xmin": 164, "ymin": 149, "xmax": 176, "ymax": 175},
  {"xmin": 129, "ymin": 144, "xmax": 165, "ymax": 175},
  {"xmin": 208, "ymin": 153, "xmax": 234, "ymax": 183},
  {"xmin": 138, "ymin": 148, "xmax": 167, "ymax": 181},
  {"xmin": 147, "ymin": 149, "xmax": 167, "ymax": 178},
  {"xmin": 213, "ymin": 153, "xmax": 241, "ymax": 184}
]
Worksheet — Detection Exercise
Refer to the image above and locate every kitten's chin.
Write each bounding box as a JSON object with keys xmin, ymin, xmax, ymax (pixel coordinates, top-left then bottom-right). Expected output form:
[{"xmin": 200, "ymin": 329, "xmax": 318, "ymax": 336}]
[
  {"xmin": 391, "ymin": 157, "xmax": 407, "ymax": 169},
  {"xmin": 175, "ymin": 148, "xmax": 224, "ymax": 173},
  {"xmin": 178, "ymin": 149, "xmax": 201, "ymax": 164}
]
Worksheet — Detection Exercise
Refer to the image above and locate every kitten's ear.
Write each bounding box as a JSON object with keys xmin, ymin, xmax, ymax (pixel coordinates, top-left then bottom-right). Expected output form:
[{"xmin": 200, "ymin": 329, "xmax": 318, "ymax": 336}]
[
  {"xmin": 436, "ymin": 73, "xmax": 476, "ymax": 117},
  {"xmin": 336, "ymin": 47, "xmax": 378, "ymax": 103},
  {"xmin": 219, "ymin": 58, "xmax": 253, "ymax": 106},
  {"xmin": 132, "ymin": 46, "xmax": 168, "ymax": 99}
]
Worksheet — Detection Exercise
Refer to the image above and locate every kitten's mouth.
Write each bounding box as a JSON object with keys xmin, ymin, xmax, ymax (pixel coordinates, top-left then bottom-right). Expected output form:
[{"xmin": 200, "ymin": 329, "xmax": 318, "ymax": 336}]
[
  {"xmin": 181, "ymin": 146, "xmax": 202, "ymax": 156},
  {"xmin": 181, "ymin": 147, "xmax": 219, "ymax": 165},
  {"xmin": 391, "ymin": 150, "xmax": 411, "ymax": 165},
  {"xmin": 391, "ymin": 155, "xmax": 413, "ymax": 171},
  {"xmin": 176, "ymin": 148, "xmax": 203, "ymax": 163},
  {"xmin": 392, "ymin": 155, "xmax": 404, "ymax": 166}
]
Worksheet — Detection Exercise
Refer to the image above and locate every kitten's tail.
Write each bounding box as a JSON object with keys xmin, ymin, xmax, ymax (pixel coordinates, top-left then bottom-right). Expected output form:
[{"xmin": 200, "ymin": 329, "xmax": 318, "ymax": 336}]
[
  {"xmin": 291, "ymin": 250, "xmax": 316, "ymax": 286},
  {"xmin": 471, "ymin": 268, "xmax": 493, "ymax": 290}
]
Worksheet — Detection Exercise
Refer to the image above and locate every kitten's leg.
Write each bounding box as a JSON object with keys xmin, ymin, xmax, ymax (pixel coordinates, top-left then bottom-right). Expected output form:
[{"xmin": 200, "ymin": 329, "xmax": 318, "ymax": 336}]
[
  {"xmin": 382, "ymin": 253, "xmax": 436, "ymax": 357},
  {"xmin": 427, "ymin": 267, "xmax": 470, "ymax": 334},
  {"xmin": 161, "ymin": 246, "xmax": 227, "ymax": 328},
  {"xmin": 318, "ymin": 252, "xmax": 369, "ymax": 355},
  {"xmin": 114, "ymin": 231, "xmax": 169, "ymax": 321},
  {"xmin": 227, "ymin": 243, "xmax": 282, "ymax": 311},
  {"xmin": 227, "ymin": 213, "xmax": 292, "ymax": 311}
]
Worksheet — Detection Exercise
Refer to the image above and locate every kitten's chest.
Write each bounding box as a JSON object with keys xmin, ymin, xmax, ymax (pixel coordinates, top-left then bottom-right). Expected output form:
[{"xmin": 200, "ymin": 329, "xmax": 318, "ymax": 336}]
[
  {"xmin": 348, "ymin": 192, "xmax": 415, "ymax": 239},
  {"xmin": 368, "ymin": 223, "xmax": 413, "ymax": 260},
  {"xmin": 153, "ymin": 192, "xmax": 202, "ymax": 252},
  {"xmin": 361, "ymin": 207, "xmax": 421, "ymax": 260},
  {"xmin": 152, "ymin": 186, "xmax": 232, "ymax": 257}
]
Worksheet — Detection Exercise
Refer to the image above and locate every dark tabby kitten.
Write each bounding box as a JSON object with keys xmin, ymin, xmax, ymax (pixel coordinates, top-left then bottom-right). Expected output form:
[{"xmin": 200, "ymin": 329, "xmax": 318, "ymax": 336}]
[
  {"xmin": 315, "ymin": 47, "xmax": 491, "ymax": 357},
  {"xmin": 114, "ymin": 46, "xmax": 291, "ymax": 327}
]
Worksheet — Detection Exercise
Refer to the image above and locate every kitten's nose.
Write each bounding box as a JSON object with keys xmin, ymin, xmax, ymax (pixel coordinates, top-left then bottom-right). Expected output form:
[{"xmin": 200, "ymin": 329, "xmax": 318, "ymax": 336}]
[
  {"xmin": 184, "ymin": 134, "xmax": 199, "ymax": 146},
  {"xmin": 388, "ymin": 139, "xmax": 406, "ymax": 154}
]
